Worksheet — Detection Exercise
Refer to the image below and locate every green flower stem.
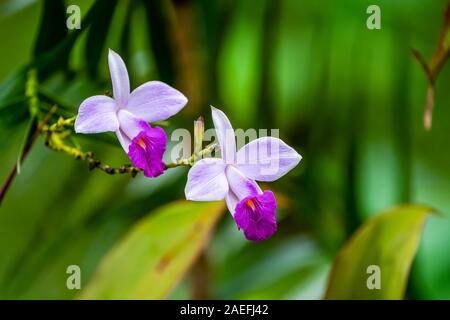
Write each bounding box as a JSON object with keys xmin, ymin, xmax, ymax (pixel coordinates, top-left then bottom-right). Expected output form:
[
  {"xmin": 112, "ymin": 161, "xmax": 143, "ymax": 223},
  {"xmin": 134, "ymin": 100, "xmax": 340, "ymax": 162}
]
[
  {"xmin": 165, "ymin": 142, "xmax": 218, "ymax": 169},
  {"xmin": 41, "ymin": 114, "xmax": 219, "ymax": 177},
  {"xmin": 42, "ymin": 119, "xmax": 142, "ymax": 177},
  {"xmin": 25, "ymin": 69, "xmax": 39, "ymax": 116},
  {"xmin": 49, "ymin": 115, "xmax": 76, "ymax": 131}
]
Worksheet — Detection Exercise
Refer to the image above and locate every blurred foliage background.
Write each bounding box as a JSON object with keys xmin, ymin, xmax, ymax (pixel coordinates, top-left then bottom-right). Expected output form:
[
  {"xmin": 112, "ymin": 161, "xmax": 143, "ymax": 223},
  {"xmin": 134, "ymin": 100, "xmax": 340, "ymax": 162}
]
[{"xmin": 0, "ymin": 0, "xmax": 449, "ymax": 299}]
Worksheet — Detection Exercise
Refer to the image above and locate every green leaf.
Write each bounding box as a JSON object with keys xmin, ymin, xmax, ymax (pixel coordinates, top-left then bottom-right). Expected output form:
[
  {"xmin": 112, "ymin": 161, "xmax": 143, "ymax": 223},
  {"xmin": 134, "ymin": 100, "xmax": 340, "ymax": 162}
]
[
  {"xmin": 79, "ymin": 201, "xmax": 224, "ymax": 299},
  {"xmin": 29, "ymin": 0, "xmax": 110, "ymax": 79},
  {"xmin": 85, "ymin": 0, "xmax": 118, "ymax": 77},
  {"xmin": 0, "ymin": 95, "xmax": 28, "ymax": 127},
  {"xmin": 0, "ymin": 68, "xmax": 28, "ymax": 126},
  {"xmin": 33, "ymin": 0, "xmax": 67, "ymax": 59},
  {"xmin": 142, "ymin": 0, "xmax": 176, "ymax": 85},
  {"xmin": 325, "ymin": 204, "xmax": 434, "ymax": 300}
]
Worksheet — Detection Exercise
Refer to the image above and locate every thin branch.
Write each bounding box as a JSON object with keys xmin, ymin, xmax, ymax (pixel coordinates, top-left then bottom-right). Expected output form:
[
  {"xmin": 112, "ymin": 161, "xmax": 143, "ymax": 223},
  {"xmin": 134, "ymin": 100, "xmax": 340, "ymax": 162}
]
[
  {"xmin": 411, "ymin": 49, "xmax": 432, "ymax": 81},
  {"xmin": 164, "ymin": 142, "xmax": 218, "ymax": 169},
  {"xmin": 42, "ymin": 116, "xmax": 143, "ymax": 177},
  {"xmin": 42, "ymin": 114, "xmax": 219, "ymax": 176},
  {"xmin": 412, "ymin": 2, "xmax": 450, "ymax": 130}
]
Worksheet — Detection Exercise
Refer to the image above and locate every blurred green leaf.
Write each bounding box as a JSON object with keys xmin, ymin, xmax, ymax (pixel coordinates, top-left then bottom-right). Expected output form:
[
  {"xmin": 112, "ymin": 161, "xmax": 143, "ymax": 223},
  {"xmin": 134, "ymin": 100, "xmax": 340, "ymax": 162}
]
[
  {"xmin": 85, "ymin": 0, "xmax": 118, "ymax": 77},
  {"xmin": 0, "ymin": 94, "xmax": 28, "ymax": 126},
  {"xmin": 0, "ymin": 0, "xmax": 110, "ymax": 107},
  {"xmin": 0, "ymin": 68, "xmax": 26, "ymax": 101},
  {"xmin": 0, "ymin": 68, "xmax": 28, "ymax": 125},
  {"xmin": 79, "ymin": 201, "xmax": 224, "ymax": 299},
  {"xmin": 213, "ymin": 235, "xmax": 329, "ymax": 299},
  {"xmin": 33, "ymin": 0, "xmax": 67, "ymax": 60},
  {"xmin": 142, "ymin": 0, "xmax": 175, "ymax": 85},
  {"xmin": 325, "ymin": 205, "xmax": 434, "ymax": 300},
  {"xmin": 29, "ymin": 0, "xmax": 110, "ymax": 78}
]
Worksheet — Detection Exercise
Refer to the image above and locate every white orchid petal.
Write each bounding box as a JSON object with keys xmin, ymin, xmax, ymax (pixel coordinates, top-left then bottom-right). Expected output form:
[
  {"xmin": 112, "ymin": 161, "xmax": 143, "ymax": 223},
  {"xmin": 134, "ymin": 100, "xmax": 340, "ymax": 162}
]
[
  {"xmin": 236, "ymin": 137, "xmax": 301, "ymax": 181},
  {"xmin": 74, "ymin": 95, "xmax": 119, "ymax": 134},
  {"xmin": 185, "ymin": 158, "xmax": 228, "ymax": 201},
  {"xmin": 126, "ymin": 81, "xmax": 187, "ymax": 122},
  {"xmin": 226, "ymin": 165, "xmax": 261, "ymax": 200},
  {"xmin": 225, "ymin": 192, "xmax": 239, "ymax": 216},
  {"xmin": 108, "ymin": 49, "xmax": 130, "ymax": 106},
  {"xmin": 115, "ymin": 129, "xmax": 131, "ymax": 153},
  {"xmin": 211, "ymin": 107, "xmax": 236, "ymax": 164}
]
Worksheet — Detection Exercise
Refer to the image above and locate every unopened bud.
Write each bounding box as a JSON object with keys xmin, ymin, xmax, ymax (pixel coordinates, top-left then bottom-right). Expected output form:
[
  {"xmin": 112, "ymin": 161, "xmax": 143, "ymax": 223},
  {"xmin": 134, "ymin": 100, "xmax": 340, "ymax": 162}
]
[{"xmin": 193, "ymin": 116, "xmax": 204, "ymax": 161}]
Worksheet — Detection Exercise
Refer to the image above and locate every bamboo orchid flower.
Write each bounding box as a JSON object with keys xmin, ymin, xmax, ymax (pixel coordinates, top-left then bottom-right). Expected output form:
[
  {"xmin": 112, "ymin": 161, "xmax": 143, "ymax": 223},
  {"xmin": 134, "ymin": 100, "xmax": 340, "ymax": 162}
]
[
  {"xmin": 185, "ymin": 107, "xmax": 302, "ymax": 242},
  {"xmin": 75, "ymin": 49, "xmax": 188, "ymax": 177}
]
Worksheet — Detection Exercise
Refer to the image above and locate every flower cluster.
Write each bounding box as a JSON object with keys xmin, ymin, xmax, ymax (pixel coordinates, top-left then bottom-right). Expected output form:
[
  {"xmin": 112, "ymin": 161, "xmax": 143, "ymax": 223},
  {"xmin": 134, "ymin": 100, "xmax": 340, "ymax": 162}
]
[{"xmin": 75, "ymin": 50, "xmax": 302, "ymax": 242}]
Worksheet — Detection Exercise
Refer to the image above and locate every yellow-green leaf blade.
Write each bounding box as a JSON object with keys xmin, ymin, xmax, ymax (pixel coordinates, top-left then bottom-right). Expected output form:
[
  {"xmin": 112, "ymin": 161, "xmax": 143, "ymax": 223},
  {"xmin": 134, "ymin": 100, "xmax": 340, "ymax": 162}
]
[
  {"xmin": 79, "ymin": 201, "xmax": 224, "ymax": 299},
  {"xmin": 325, "ymin": 204, "xmax": 434, "ymax": 300}
]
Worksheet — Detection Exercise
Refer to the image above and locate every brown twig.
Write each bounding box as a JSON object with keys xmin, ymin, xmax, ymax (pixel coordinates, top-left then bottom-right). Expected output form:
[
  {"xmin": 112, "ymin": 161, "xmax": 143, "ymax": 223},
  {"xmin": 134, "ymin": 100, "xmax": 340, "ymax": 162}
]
[{"xmin": 412, "ymin": 3, "xmax": 450, "ymax": 130}]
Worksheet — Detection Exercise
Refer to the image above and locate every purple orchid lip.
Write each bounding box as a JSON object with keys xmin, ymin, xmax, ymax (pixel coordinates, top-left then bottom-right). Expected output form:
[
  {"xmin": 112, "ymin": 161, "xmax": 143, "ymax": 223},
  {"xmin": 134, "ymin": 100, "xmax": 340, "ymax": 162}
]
[
  {"xmin": 233, "ymin": 190, "xmax": 277, "ymax": 242},
  {"xmin": 128, "ymin": 123, "xmax": 167, "ymax": 178}
]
